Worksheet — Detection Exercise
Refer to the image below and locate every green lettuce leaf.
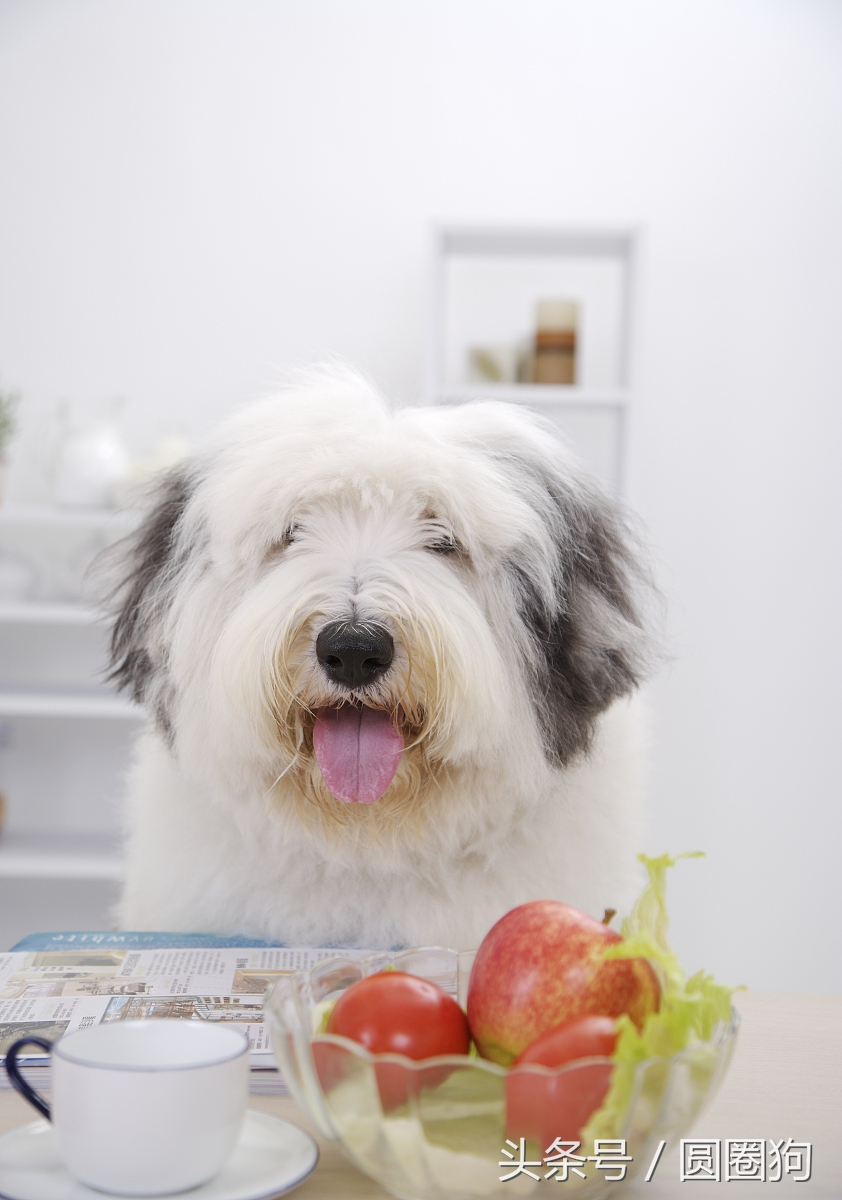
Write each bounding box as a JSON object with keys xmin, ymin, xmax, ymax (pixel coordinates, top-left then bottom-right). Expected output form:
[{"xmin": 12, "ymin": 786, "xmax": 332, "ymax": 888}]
[{"xmin": 581, "ymin": 852, "xmax": 738, "ymax": 1146}]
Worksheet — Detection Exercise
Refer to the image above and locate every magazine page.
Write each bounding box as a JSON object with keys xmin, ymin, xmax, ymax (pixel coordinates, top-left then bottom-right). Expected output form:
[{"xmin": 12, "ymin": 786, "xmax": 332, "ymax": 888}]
[
  {"xmin": 9, "ymin": 932, "xmax": 287, "ymax": 952},
  {"xmin": 0, "ymin": 946, "xmax": 367, "ymax": 1068}
]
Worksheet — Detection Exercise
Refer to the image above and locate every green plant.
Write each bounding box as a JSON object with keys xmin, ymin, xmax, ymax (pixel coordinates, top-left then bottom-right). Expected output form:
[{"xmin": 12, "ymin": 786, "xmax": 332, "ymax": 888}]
[{"xmin": 0, "ymin": 384, "xmax": 20, "ymax": 455}]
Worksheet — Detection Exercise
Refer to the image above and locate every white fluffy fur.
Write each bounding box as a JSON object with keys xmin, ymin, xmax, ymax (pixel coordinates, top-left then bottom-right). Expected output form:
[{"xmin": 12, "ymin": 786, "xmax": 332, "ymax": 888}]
[{"xmin": 113, "ymin": 368, "xmax": 651, "ymax": 950}]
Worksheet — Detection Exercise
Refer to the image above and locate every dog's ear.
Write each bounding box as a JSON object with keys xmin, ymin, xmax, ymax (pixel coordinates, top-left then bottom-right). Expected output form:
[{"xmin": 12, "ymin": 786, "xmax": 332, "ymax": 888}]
[
  {"xmin": 504, "ymin": 455, "xmax": 657, "ymax": 767},
  {"xmin": 104, "ymin": 467, "xmax": 195, "ymax": 713}
]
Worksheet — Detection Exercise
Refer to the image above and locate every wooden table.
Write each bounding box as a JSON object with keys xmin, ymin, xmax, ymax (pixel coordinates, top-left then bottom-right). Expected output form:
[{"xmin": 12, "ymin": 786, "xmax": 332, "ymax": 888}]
[{"xmin": 1, "ymin": 993, "xmax": 839, "ymax": 1198}]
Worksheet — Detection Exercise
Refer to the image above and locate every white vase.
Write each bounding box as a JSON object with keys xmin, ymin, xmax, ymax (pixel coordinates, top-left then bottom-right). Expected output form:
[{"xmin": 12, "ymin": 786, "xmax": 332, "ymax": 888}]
[{"xmin": 54, "ymin": 417, "xmax": 130, "ymax": 508}]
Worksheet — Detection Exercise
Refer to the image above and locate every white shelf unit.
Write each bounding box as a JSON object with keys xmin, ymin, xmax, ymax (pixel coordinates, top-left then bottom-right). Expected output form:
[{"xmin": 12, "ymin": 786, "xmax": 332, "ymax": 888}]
[
  {"xmin": 428, "ymin": 226, "xmax": 639, "ymax": 493},
  {"xmin": 0, "ymin": 504, "xmax": 139, "ymax": 530},
  {"xmin": 0, "ymin": 831, "xmax": 122, "ymax": 881},
  {"xmin": 0, "ymin": 693, "xmax": 140, "ymax": 720},
  {"xmin": 0, "ymin": 602, "xmax": 100, "ymax": 625},
  {"xmin": 0, "ymin": 507, "xmax": 142, "ymax": 944}
]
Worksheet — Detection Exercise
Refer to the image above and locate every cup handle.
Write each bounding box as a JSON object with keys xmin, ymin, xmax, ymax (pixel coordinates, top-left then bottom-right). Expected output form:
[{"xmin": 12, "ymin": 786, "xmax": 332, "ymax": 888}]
[{"xmin": 4, "ymin": 1038, "xmax": 52, "ymax": 1120}]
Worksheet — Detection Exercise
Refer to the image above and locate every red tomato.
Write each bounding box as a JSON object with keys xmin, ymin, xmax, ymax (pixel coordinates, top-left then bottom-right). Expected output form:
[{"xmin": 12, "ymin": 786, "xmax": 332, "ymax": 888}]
[
  {"xmin": 323, "ymin": 971, "xmax": 471, "ymax": 1109},
  {"xmin": 515, "ymin": 1015, "xmax": 618, "ymax": 1067},
  {"xmin": 506, "ymin": 1015, "xmax": 617, "ymax": 1151}
]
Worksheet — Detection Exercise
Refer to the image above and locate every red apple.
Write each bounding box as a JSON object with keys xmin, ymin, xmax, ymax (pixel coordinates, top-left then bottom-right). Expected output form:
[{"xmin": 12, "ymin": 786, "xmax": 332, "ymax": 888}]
[{"xmin": 467, "ymin": 900, "xmax": 659, "ymax": 1065}]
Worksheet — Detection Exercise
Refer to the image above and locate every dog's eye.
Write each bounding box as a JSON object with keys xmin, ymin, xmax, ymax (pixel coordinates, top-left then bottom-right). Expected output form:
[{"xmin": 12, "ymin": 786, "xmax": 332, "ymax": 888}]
[
  {"xmin": 268, "ymin": 525, "xmax": 300, "ymax": 556},
  {"xmin": 420, "ymin": 510, "xmax": 464, "ymax": 558},
  {"xmin": 426, "ymin": 535, "xmax": 461, "ymax": 556}
]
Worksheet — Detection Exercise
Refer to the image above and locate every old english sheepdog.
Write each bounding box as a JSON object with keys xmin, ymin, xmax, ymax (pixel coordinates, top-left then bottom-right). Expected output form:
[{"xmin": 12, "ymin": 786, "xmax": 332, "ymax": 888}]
[{"xmin": 105, "ymin": 367, "xmax": 656, "ymax": 950}]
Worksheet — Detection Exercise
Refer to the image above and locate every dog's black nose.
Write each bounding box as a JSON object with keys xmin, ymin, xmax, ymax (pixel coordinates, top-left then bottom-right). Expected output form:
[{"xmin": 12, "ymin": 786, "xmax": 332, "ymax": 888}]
[{"xmin": 316, "ymin": 621, "xmax": 394, "ymax": 690}]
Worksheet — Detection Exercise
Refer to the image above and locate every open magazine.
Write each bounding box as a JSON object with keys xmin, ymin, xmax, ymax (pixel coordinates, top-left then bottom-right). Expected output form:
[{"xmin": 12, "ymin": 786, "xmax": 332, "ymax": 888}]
[{"xmin": 0, "ymin": 934, "xmax": 372, "ymax": 1096}]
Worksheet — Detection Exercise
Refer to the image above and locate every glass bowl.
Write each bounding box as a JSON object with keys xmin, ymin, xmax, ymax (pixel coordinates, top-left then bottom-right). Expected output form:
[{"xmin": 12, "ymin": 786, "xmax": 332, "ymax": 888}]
[{"xmin": 265, "ymin": 947, "xmax": 738, "ymax": 1200}]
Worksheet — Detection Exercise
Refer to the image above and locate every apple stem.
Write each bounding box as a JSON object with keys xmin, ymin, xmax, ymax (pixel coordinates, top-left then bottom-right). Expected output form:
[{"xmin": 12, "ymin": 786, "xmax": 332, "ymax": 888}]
[{"xmin": 602, "ymin": 908, "xmax": 617, "ymax": 926}]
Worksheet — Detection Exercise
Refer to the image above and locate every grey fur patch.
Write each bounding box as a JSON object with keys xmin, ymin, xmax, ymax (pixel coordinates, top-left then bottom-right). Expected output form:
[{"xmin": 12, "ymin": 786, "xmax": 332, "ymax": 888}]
[
  {"xmin": 103, "ymin": 468, "xmax": 196, "ymax": 732},
  {"xmin": 502, "ymin": 457, "xmax": 657, "ymax": 766}
]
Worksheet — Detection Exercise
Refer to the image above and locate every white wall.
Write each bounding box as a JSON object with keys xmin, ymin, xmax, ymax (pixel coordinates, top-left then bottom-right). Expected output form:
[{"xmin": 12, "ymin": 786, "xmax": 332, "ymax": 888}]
[{"xmin": 1, "ymin": 0, "xmax": 840, "ymax": 989}]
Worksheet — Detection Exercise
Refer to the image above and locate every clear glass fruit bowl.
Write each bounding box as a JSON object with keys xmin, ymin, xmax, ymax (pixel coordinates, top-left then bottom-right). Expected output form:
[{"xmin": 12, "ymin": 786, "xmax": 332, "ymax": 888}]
[{"xmin": 265, "ymin": 947, "xmax": 738, "ymax": 1200}]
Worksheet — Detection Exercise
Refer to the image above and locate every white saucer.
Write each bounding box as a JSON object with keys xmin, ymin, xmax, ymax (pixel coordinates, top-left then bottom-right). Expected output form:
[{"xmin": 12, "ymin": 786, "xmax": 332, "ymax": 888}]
[{"xmin": 0, "ymin": 1110, "xmax": 318, "ymax": 1200}]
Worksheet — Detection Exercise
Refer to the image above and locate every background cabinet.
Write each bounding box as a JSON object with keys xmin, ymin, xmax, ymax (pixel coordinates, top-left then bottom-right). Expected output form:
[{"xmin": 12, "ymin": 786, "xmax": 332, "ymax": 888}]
[
  {"xmin": 0, "ymin": 506, "xmax": 142, "ymax": 948},
  {"xmin": 428, "ymin": 226, "xmax": 638, "ymax": 493}
]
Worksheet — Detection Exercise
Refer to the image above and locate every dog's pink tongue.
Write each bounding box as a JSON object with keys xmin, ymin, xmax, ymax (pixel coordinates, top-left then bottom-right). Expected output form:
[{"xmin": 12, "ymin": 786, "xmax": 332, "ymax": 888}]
[{"xmin": 313, "ymin": 707, "xmax": 403, "ymax": 804}]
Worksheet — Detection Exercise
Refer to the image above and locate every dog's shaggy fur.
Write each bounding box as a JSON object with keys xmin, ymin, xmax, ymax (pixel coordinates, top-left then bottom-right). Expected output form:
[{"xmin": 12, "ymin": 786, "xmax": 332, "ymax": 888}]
[{"xmin": 105, "ymin": 367, "xmax": 656, "ymax": 950}]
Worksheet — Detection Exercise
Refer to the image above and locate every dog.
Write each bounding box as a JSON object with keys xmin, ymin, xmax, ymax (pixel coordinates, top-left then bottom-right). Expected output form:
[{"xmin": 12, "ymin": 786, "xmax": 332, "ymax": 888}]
[{"xmin": 104, "ymin": 366, "xmax": 656, "ymax": 950}]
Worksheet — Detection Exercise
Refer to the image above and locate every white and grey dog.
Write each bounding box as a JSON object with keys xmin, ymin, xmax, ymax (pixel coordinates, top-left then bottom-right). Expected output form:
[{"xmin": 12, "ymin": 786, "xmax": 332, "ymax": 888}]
[{"xmin": 106, "ymin": 367, "xmax": 655, "ymax": 950}]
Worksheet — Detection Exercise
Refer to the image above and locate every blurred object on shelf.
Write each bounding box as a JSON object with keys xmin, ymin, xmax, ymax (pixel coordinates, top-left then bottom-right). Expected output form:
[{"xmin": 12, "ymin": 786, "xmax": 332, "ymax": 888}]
[
  {"xmin": 515, "ymin": 338, "xmax": 535, "ymax": 384},
  {"xmin": 0, "ymin": 553, "xmax": 38, "ymax": 602},
  {"xmin": 467, "ymin": 344, "xmax": 520, "ymax": 385},
  {"xmin": 465, "ymin": 301, "xmax": 581, "ymax": 388},
  {"xmin": 53, "ymin": 399, "xmax": 131, "ymax": 509},
  {"xmin": 0, "ymin": 383, "xmax": 21, "ymax": 506},
  {"xmin": 130, "ymin": 432, "xmax": 191, "ymax": 483},
  {"xmin": 532, "ymin": 299, "xmax": 578, "ymax": 384}
]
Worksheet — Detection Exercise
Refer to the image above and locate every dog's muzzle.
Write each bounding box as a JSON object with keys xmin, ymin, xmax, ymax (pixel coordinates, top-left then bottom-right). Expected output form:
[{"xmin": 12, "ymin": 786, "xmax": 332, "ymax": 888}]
[{"xmin": 311, "ymin": 620, "xmax": 402, "ymax": 805}]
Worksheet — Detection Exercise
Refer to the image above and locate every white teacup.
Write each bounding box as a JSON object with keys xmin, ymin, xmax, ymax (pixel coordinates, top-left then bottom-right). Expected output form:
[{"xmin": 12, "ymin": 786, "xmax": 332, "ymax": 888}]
[{"xmin": 5, "ymin": 1020, "xmax": 250, "ymax": 1195}]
